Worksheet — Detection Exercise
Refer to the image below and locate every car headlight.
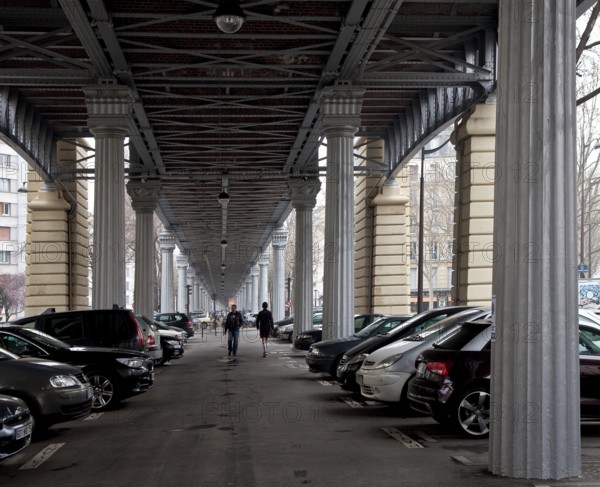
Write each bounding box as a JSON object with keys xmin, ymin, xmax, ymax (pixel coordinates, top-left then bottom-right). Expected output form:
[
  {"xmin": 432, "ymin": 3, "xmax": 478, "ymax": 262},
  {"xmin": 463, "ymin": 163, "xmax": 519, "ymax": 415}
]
[
  {"xmin": 49, "ymin": 375, "xmax": 80, "ymax": 388},
  {"xmin": 298, "ymin": 334, "xmax": 313, "ymax": 340},
  {"xmin": 347, "ymin": 353, "xmax": 368, "ymax": 365},
  {"xmin": 116, "ymin": 357, "xmax": 145, "ymax": 368},
  {"xmin": 371, "ymin": 353, "xmax": 404, "ymax": 370},
  {"xmin": 309, "ymin": 346, "xmax": 320, "ymax": 356},
  {"xmin": 165, "ymin": 340, "xmax": 179, "ymax": 346}
]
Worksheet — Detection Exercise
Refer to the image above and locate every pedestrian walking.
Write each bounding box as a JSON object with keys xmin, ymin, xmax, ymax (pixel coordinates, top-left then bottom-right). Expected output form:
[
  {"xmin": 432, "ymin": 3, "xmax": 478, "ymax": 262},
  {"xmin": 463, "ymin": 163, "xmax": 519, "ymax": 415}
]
[
  {"xmin": 224, "ymin": 304, "xmax": 244, "ymax": 356},
  {"xmin": 256, "ymin": 302, "xmax": 274, "ymax": 357}
]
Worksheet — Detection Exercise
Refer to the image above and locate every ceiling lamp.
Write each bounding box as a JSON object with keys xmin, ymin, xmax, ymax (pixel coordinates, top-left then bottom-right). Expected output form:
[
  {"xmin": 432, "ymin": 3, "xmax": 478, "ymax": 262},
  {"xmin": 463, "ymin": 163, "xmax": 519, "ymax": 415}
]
[
  {"xmin": 221, "ymin": 264, "xmax": 226, "ymax": 271},
  {"xmin": 221, "ymin": 239, "xmax": 228, "ymax": 248},
  {"xmin": 214, "ymin": 0, "xmax": 246, "ymax": 34},
  {"xmin": 218, "ymin": 191, "xmax": 230, "ymax": 207}
]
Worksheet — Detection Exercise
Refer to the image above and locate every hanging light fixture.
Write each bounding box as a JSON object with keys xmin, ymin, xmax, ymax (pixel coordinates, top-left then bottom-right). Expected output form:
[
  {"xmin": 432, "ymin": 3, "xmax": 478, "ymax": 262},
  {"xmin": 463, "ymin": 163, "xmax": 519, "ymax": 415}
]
[
  {"xmin": 218, "ymin": 191, "xmax": 230, "ymax": 207},
  {"xmin": 214, "ymin": 0, "xmax": 246, "ymax": 34}
]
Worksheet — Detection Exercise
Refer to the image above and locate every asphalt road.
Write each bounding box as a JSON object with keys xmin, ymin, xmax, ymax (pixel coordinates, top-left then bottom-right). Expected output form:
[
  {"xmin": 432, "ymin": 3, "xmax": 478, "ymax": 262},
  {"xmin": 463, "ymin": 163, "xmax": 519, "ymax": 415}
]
[{"xmin": 2, "ymin": 329, "xmax": 600, "ymax": 487}]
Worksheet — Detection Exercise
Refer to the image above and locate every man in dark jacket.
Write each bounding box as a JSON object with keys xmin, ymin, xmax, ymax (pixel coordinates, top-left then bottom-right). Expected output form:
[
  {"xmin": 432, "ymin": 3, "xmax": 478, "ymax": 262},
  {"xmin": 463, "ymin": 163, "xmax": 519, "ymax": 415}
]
[
  {"xmin": 224, "ymin": 304, "xmax": 244, "ymax": 356},
  {"xmin": 256, "ymin": 302, "xmax": 274, "ymax": 357}
]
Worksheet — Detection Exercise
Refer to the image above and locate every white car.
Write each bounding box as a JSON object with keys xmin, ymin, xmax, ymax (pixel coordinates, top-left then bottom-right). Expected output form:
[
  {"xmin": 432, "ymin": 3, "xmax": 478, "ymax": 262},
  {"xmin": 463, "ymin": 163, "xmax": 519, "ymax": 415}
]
[{"xmin": 357, "ymin": 308, "xmax": 491, "ymax": 404}]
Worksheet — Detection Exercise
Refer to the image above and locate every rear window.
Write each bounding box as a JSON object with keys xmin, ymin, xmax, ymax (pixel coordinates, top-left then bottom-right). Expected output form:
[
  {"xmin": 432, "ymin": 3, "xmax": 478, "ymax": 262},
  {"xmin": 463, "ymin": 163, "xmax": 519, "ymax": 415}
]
[
  {"xmin": 433, "ymin": 321, "xmax": 491, "ymax": 350},
  {"xmin": 44, "ymin": 314, "xmax": 85, "ymax": 341},
  {"xmin": 90, "ymin": 311, "xmax": 137, "ymax": 342}
]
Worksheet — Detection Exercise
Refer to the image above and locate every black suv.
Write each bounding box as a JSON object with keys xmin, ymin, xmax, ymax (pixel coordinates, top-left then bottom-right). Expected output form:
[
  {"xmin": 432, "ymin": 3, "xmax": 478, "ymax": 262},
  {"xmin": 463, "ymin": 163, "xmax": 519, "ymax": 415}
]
[{"xmin": 12, "ymin": 308, "xmax": 146, "ymax": 352}]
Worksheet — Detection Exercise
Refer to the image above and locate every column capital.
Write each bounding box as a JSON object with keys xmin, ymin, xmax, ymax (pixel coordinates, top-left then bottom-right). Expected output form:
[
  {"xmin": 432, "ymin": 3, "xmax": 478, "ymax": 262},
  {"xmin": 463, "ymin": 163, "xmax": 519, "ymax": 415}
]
[
  {"xmin": 159, "ymin": 229, "xmax": 176, "ymax": 251},
  {"xmin": 127, "ymin": 179, "xmax": 161, "ymax": 213},
  {"xmin": 83, "ymin": 83, "xmax": 132, "ymax": 135},
  {"xmin": 246, "ymin": 276, "xmax": 252, "ymax": 285},
  {"xmin": 289, "ymin": 176, "xmax": 321, "ymax": 210},
  {"xmin": 29, "ymin": 182, "xmax": 70, "ymax": 211},
  {"xmin": 259, "ymin": 250, "xmax": 270, "ymax": 266},
  {"xmin": 451, "ymin": 103, "xmax": 497, "ymax": 146},
  {"xmin": 371, "ymin": 179, "xmax": 409, "ymax": 207},
  {"xmin": 251, "ymin": 264, "xmax": 260, "ymax": 277},
  {"xmin": 188, "ymin": 268, "xmax": 196, "ymax": 279},
  {"xmin": 176, "ymin": 254, "xmax": 188, "ymax": 269},
  {"xmin": 321, "ymin": 81, "xmax": 365, "ymax": 135},
  {"xmin": 271, "ymin": 224, "xmax": 289, "ymax": 248}
]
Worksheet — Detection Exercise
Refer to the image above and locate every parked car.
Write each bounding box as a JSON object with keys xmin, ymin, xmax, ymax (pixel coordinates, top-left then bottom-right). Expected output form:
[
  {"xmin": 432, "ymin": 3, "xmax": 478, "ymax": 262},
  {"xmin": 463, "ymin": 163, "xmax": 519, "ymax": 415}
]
[
  {"xmin": 0, "ymin": 348, "xmax": 92, "ymax": 431},
  {"xmin": 294, "ymin": 313, "xmax": 386, "ymax": 351},
  {"xmin": 306, "ymin": 315, "xmax": 414, "ymax": 377},
  {"xmin": 336, "ymin": 306, "xmax": 475, "ymax": 391},
  {"xmin": 0, "ymin": 395, "xmax": 33, "ymax": 461},
  {"xmin": 135, "ymin": 314, "xmax": 162, "ymax": 364},
  {"xmin": 357, "ymin": 308, "xmax": 491, "ymax": 406},
  {"xmin": 152, "ymin": 320, "xmax": 188, "ymax": 344},
  {"xmin": 12, "ymin": 308, "xmax": 146, "ymax": 352},
  {"xmin": 154, "ymin": 312, "xmax": 195, "ymax": 338},
  {"xmin": 278, "ymin": 313, "xmax": 323, "ymax": 342},
  {"xmin": 190, "ymin": 311, "xmax": 211, "ymax": 331},
  {"xmin": 137, "ymin": 316, "xmax": 184, "ymax": 365},
  {"xmin": 272, "ymin": 316, "xmax": 294, "ymax": 338},
  {"xmin": 0, "ymin": 326, "xmax": 155, "ymax": 410},
  {"xmin": 407, "ymin": 310, "xmax": 600, "ymax": 438}
]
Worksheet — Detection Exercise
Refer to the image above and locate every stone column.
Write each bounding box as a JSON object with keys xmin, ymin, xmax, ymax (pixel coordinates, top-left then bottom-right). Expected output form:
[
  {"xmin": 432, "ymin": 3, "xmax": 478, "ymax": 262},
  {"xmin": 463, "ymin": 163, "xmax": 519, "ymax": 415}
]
[
  {"xmin": 258, "ymin": 250, "xmax": 270, "ymax": 307},
  {"xmin": 84, "ymin": 83, "xmax": 131, "ymax": 309},
  {"xmin": 245, "ymin": 277, "xmax": 252, "ymax": 311},
  {"xmin": 176, "ymin": 254, "xmax": 188, "ymax": 313},
  {"xmin": 271, "ymin": 225, "xmax": 289, "ymax": 322},
  {"xmin": 25, "ymin": 183, "xmax": 71, "ymax": 314},
  {"xmin": 251, "ymin": 264, "xmax": 259, "ymax": 311},
  {"xmin": 451, "ymin": 102, "xmax": 496, "ymax": 307},
  {"xmin": 193, "ymin": 275, "xmax": 200, "ymax": 311},
  {"xmin": 187, "ymin": 272, "xmax": 196, "ymax": 314},
  {"xmin": 127, "ymin": 179, "xmax": 161, "ymax": 319},
  {"xmin": 490, "ymin": 1, "xmax": 579, "ymax": 480},
  {"xmin": 321, "ymin": 82, "xmax": 364, "ymax": 340},
  {"xmin": 289, "ymin": 176, "xmax": 321, "ymax": 340},
  {"xmin": 370, "ymin": 179, "xmax": 411, "ymax": 314},
  {"xmin": 159, "ymin": 229, "xmax": 176, "ymax": 313}
]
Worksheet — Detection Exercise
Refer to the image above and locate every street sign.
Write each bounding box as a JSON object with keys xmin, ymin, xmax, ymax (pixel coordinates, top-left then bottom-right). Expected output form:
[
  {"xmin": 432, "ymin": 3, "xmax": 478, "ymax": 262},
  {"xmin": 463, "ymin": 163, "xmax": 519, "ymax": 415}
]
[{"xmin": 578, "ymin": 264, "xmax": 589, "ymax": 273}]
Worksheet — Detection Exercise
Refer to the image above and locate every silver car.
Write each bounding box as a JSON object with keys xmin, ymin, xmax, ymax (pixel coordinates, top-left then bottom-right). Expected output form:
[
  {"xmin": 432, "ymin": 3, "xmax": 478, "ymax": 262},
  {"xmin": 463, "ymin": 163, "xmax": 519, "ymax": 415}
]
[{"xmin": 0, "ymin": 395, "xmax": 33, "ymax": 460}]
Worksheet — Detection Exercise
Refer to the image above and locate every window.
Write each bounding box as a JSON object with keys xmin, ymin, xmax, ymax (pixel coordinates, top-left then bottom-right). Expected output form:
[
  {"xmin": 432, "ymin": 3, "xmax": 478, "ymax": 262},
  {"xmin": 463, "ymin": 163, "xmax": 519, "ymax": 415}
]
[
  {"xmin": 429, "ymin": 242, "xmax": 438, "ymax": 260},
  {"xmin": 0, "ymin": 251, "xmax": 9, "ymax": 264},
  {"xmin": 1, "ymin": 203, "xmax": 9, "ymax": 216},
  {"xmin": 430, "ymin": 267, "xmax": 438, "ymax": 288},
  {"xmin": 0, "ymin": 227, "xmax": 10, "ymax": 240},
  {"xmin": 579, "ymin": 326, "xmax": 600, "ymax": 355},
  {"xmin": 410, "ymin": 241, "xmax": 417, "ymax": 261},
  {"xmin": 0, "ymin": 154, "xmax": 10, "ymax": 167},
  {"xmin": 447, "ymin": 267, "xmax": 453, "ymax": 288},
  {"xmin": 410, "ymin": 268, "xmax": 417, "ymax": 289},
  {"xmin": 0, "ymin": 179, "xmax": 9, "ymax": 192}
]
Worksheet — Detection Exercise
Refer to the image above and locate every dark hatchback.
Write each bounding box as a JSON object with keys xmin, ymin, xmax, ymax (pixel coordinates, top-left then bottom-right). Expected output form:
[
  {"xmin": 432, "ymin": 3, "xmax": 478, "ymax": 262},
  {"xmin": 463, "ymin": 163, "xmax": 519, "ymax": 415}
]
[
  {"xmin": 0, "ymin": 326, "xmax": 154, "ymax": 411},
  {"xmin": 154, "ymin": 312, "xmax": 195, "ymax": 338},
  {"xmin": 407, "ymin": 313, "xmax": 600, "ymax": 438},
  {"xmin": 305, "ymin": 315, "xmax": 412, "ymax": 377},
  {"xmin": 294, "ymin": 313, "xmax": 385, "ymax": 351},
  {"xmin": 336, "ymin": 306, "xmax": 475, "ymax": 391}
]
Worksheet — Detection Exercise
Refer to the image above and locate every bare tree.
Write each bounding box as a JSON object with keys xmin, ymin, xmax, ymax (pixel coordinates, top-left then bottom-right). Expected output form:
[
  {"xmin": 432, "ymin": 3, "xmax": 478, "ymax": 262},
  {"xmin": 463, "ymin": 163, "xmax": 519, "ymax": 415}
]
[{"xmin": 0, "ymin": 273, "xmax": 25, "ymax": 320}]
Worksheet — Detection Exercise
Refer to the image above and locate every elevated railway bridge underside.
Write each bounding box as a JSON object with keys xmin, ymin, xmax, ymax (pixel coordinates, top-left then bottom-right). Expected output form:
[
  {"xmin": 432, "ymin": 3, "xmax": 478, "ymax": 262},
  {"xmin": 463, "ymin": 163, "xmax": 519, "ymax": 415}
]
[{"xmin": 0, "ymin": 0, "xmax": 597, "ymax": 480}]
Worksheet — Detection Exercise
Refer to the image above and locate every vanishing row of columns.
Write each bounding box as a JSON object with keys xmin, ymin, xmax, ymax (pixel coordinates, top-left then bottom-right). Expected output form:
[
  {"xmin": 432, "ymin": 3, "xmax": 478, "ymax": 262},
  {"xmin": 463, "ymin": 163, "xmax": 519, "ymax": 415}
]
[{"xmin": 22, "ymin": 2, "xmax": 579, "ymax": 479}]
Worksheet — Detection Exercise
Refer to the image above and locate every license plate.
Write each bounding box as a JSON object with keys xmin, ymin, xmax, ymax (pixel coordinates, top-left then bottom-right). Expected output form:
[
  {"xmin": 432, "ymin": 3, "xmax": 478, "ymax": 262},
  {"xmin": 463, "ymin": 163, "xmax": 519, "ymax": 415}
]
[
  {"xmin": 15, "ymin": 423, "xmax": 32, "ymax": 440},
  {"xmin": 416, "ymin": 362, "xmax": 426, "ymax": 377}
]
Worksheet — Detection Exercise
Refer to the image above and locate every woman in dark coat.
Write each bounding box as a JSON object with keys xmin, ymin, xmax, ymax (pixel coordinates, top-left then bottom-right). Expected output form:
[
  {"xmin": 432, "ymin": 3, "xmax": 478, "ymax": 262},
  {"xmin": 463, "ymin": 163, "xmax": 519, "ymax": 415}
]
[{"xmin": 256, "ymin": 302, "xmax": 274, "ymax": 357}]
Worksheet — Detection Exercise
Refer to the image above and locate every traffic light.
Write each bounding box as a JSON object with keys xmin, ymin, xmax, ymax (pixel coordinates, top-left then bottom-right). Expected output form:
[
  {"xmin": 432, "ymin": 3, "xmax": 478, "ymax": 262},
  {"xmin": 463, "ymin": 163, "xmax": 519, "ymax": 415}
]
[{"xmin": 186, "ymin": 285, "xmax": 192, "ymax": 295}]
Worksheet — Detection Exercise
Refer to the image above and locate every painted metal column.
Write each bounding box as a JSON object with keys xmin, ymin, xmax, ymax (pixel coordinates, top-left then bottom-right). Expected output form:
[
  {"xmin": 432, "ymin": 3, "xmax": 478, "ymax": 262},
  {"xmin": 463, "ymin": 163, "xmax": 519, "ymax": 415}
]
[
  {"xmin": 176, "ymin": 254, "xmax": 188, "ymax": 313},
  {"xmin": 490, "ymin": 1, "xmax": 579, "ymax": 480},
  {"xmin": 290, "ymin": 176, "xmax": 321, "ymax": 341},
  {"xmin": 271, "ymin": 225, "xmax": 289, "ymax": 322},
  {"xmin": 245, "ymin": 277, "xmax": 252, "ymax": 311},
  {"xmin": 159, "ymin": 229, "xmax": 176, "ymax": 313},
  {"xmin": 193, "ymin": 275, "xmax": 200, "ymax": 311},
  {"xmin": 251, "ymin": 264, "xmax": 259, "ymax": 311},
  {"xmin": 187, "ymin": 271, "xmax": 195, "ymax": 314},
  {"xmin": 258, "ymin": 250, "xmax": 270, "ymax": 308},
  {"xmin": 126, "ymin": 179, "xmax": 160, "ymax": 319},
  {"xmin": 84, "ymin": 83, "xmax": 131, "ymax": 308},
  {"xmin": 321, "ymin": 82, "xmax": 364, "ymax": 340}
]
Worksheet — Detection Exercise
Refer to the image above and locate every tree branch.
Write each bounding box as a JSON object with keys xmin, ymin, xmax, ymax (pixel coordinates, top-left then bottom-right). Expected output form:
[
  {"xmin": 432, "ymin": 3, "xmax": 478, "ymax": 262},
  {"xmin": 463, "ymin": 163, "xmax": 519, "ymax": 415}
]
[{"xmin": 577, "ymin": 1, "xmax": 600, "ymax": 64}]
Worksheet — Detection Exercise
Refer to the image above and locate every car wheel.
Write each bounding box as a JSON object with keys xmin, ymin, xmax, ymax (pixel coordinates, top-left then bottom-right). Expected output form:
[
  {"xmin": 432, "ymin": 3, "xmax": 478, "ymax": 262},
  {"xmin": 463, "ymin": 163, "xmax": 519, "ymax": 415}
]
[
  {"xmin": 453, "ymin": 387, "xmax": 490, "ymax": 438},
  {"xmin": 88, "ymin": 370, "xmax": 120, "ymax": 410}
]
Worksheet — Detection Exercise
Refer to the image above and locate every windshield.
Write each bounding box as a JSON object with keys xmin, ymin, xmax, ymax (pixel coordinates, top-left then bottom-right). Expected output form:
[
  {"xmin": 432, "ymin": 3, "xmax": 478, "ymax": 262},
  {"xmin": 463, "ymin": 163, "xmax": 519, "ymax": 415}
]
[
  {"xmin": 354, "ymin": 317, "xmax": 407, "ymax": 338},
  {"xmin": 18, "ymin": 328, "xmax": 71, "ymax": 350},
  {"xmin": 404, "ymin": 309, "xmax": 488, "ymax": 341}
]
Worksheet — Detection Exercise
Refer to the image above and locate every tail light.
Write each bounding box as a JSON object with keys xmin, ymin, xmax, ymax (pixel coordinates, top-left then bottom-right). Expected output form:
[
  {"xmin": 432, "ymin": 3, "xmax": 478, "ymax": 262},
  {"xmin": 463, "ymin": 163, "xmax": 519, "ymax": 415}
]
[
  {"xmin": 147, "ymin": 334, "xmax": 156, "ymax": 347},
  {"xmin": 425, "ymin": 360, "xmax": 454, "ymax": 382},
  {"xmin": 128, "ymin": 313, "xmax": 145, "ymax": 348},
  {"xmin": 185, "ymin": 321, "xmax": 193, "ymax": 328}
]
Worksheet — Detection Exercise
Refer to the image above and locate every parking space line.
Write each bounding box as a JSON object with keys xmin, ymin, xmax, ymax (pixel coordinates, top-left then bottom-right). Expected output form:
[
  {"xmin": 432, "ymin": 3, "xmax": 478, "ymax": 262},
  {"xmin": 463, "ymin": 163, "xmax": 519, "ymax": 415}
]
[
  {"xmin": 84, "ymin": 413, "xmax": 104, "ymax": 421},
  {"xmin": 381, "ymin": 428, "xmax": 424, "ymax": 448},
  {"xmin": 318, "ymin": 380, "xmax": 336, "ymax": 386},
  {"xmin": 341, "ymin": 397, "xmax": 364, "ymax": 408},
  {"xmin": 414, "ymin": 430, "xmax": 438, "ymax": 443},
  {"xmin": 19, "ymin": 443, "xmax": 65, "ymax": 470}
]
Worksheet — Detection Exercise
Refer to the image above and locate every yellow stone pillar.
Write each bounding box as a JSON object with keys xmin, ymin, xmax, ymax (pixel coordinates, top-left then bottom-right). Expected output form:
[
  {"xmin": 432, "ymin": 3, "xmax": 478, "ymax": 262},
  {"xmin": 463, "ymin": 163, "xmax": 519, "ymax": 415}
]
[{"xmin": 451, "ymin": 102, "xmax": 496, "ymax": 306}]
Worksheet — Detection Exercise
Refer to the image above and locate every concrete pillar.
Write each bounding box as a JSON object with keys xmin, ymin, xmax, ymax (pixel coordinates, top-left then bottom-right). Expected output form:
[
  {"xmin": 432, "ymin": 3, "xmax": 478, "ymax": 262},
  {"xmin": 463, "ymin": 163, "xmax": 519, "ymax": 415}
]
[
  {"xmin": 490, "ymin": 1, "xmax": 579, "ymax": 479},
  {"xmin": 370, "ymin": 179, "xmax": 411, "ymax": 314},
  {"xmin": 321, "ymin": 82, "xmax": 364, "ymax": 340},
  {"xmin": 187, "ymin": 272, "xmax": 196, "ymax": 314},
  {"xmin": 127, "ymin": 179, "xmax": 160, "ymax": 319},
  {"xmin": 25, "ymin": 183, "xmax": 71, "ymax": 314},
  {"xmin": 271, "ymin": 225, "xmax": 288, "ymax": 322},
  {"xmin": 193, "ymin": 276, "xmax": 200, "ymax": 311},
  {"xmin": 451, "ymin": 103, "xmax": 496, "ymax": 307},
  {"xmin": 245, "ymin": 276, "xmax": 252, "ymax": 311},
  {"xmin": 176, "ymin": 254, "xmax": 188, "ymax": 312},
  {"xmin": 355, "ymin": 138, "xmax": 411, "ymax": 315},
  {"xmin": 251, "ymin": 264, "xmax": 259, "ymax": 311},
  {"xmin": 159, "ymin": 229, "xmax": 176, "ymax": 313},
  {"xmin": 258, "ymin": 250, "xmax": 270, "ymax": 308},
  {"xmin": 290, "ymin": 176, "xmax": 320, "ymax": 339},
  {"xmin": 84, "ymin": 83, "xmax": 131, "ymax": 309}
]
